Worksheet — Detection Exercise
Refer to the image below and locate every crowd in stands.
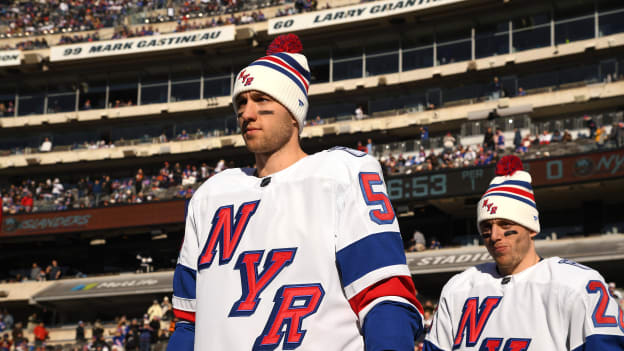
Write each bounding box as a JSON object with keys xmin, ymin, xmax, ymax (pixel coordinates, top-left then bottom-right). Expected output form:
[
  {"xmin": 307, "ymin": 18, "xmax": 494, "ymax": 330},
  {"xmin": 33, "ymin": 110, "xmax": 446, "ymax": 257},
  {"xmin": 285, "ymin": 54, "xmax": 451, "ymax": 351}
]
[
  {"xmin": 378, "ymin": 119, "xmax": 624, "ymax": 176},
  {"xmin": 1, "ymin": 158, "xmax": 234, "ymax": 215},
  {"xmin": 0, "ymin": 0, "xmax": 332, "ymax": 50},
  {"xmin": 58, "ymin": 33, "xmax": 100, "ymax": 45},
  {"xmin": 0, "ymin": 296, "xmax": 175, "ymax": 350}
]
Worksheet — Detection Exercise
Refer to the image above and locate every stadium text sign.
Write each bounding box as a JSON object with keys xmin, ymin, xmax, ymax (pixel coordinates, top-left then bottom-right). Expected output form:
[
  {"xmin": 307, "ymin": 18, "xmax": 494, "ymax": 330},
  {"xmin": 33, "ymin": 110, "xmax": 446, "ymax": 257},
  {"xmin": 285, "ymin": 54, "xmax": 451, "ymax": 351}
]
[
  {"xmin": 50, "ymin": 26, "xmax": 235, "ymax": 62},
  {"xmin": 269, "ymin": 0, "xmax": 466, "ymax": 34},
  {"xmin": 0, "ymin": 200, "xmax": 184, "ymax": 237},
  {"xmin": 0, "ymin": 50, "xmax": 21, "ymax": 67}
]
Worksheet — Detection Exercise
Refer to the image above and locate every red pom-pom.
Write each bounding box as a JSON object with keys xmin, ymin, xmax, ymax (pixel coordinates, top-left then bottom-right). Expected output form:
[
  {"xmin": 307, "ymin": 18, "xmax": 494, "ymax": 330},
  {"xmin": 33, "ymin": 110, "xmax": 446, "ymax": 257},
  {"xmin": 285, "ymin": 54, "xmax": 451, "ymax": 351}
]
[
  {"xmin": 266, "ymin": 34, "xmax": 303, "ymax": 55},
  {"xmin": 495, "ymin": 155, "xmax": 523, "ymax": 176}
]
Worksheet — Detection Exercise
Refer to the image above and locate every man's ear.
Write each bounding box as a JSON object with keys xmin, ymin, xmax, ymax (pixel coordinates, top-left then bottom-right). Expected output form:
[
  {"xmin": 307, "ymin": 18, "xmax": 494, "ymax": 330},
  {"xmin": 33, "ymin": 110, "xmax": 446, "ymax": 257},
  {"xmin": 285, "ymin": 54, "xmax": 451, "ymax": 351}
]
[{"xmin": 529, "ymin": 231, "xmax": 538, "ymax": 239}]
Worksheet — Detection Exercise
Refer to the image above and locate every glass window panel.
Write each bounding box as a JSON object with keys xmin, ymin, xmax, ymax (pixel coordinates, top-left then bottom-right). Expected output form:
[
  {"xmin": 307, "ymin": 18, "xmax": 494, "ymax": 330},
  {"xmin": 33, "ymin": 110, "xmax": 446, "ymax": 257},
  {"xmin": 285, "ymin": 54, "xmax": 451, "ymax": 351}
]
[
  {"xmin": 518, "ymin": 71, "xmax": 558, "ymax": 91},
  {"xmin": 443, "ymin": 84, "xmax": 480, "ymax": 104},
  {"xmin": 598, "ymin": 10, "xmax": 624, "ymax": 37},
  {"xmin": 203, "ymin": 75, "xmax": 231, "ymax": 99},
  {"xmin": 402, "ymin": 46, "xmax": 434, "ymax": 71},
  {"xmin": 309, "ymin": 58, "xmax": 329, "ymax": 83},
  {"xmin": 512, "ymin": 24, "xmax": 550, "ymax": 52},
  {"xmin": 47, "ymin": 92, "xmax": 76, "ymax": 113},
  {"xmin": 171, "ymin": 79, "xmax": 200, "ymax": 102},
  {"xmin": 109, "ymin": 79, "xmax": 138, "ymax": 108},
  {"xmin": 558, "ymin": 64, "xmax": 599, "ymax": 85},
  {"xmin": 436, "ymin": 39, "xmax": 471, "ymax": 65},
  {"xmin": 476, "ymin": 21, "xmax": 509, "ymax": 58},
  {"xmin": 333, "ymin": 58, "xmax": 362, "ymax": 81},
  {"xmin": 366, "ymin": 52, "xmax": 398, "ymax": 76},
  {"xmin": 17, "ymin": 94, "xmax": 45, "ymax": 116},
  {"xmin": 600, "ymin": 60, "xmax": 617, "ymax": 82},
  {"xmin": 555, "ymin": 16, "xmax": 594, "ymax": 44},
  {"xmin": 142, "ymin": 83, "xmax": 168, "ymax": 105},
  {"xmin": 79, "ymin": 81, "xmax": 107, "ymax": 110}
]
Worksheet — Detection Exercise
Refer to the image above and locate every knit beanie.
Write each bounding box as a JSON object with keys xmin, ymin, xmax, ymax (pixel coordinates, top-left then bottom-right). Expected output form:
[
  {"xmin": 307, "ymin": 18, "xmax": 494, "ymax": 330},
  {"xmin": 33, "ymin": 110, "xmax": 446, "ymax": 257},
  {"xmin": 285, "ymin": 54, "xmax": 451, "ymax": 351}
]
[
  {"xmin": 477, "ymin": 155, "xmax": 540, "ymax": 234},
  {"xmin": 232, "ymin": 34, "xmax": 310, "ymax": 134}
]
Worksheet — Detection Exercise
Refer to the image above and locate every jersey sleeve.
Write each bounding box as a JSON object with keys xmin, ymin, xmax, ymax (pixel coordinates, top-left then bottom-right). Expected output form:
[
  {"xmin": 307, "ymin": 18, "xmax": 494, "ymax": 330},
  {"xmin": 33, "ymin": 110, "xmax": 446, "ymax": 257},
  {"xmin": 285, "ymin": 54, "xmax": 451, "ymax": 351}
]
[
  {"xmin": 333, "ymin": 150, "xmax": 423, "ymax": 347},
  {"xmin": 567, "ymin": 270, "xmax": 624, "ymax": 350},
  {"xmin": 172, "ymin": 198, "xmax": 200, "ymax": 323},
  {"xmin": 423, "ymin": 283, "xmax": 455, "ymax": 351}
]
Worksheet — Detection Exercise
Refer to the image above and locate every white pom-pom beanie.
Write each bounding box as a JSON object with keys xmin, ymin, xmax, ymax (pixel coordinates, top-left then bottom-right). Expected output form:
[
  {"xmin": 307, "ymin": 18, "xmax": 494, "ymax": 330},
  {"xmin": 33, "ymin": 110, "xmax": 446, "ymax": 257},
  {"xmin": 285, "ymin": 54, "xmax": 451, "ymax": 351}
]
[
  {"xmin": 477, "ymin": 156, "xmax": 540, "ymax": 234},
  {"xmin": 232, "ymin": 34, "xmax": 310, "ymax": 134}
]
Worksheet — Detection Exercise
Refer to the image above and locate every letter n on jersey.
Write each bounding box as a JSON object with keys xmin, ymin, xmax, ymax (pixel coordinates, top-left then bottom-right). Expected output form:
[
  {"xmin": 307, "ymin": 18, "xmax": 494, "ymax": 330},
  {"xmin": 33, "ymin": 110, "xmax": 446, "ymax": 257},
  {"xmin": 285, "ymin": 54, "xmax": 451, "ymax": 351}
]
[
  {"xmin": 198, "ymin": 200, "xmax": 260, "ymax": 270},
  {"xmin": 453, "ymin": 296, "xmax": 502, "ymax": 349}
]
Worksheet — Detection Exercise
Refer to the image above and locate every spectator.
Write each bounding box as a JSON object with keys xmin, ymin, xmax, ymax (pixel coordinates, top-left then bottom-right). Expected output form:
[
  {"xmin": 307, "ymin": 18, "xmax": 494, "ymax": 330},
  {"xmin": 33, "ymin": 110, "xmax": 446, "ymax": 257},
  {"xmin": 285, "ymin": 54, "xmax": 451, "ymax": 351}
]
[
  {"xmin": 30, "ymin": 263, "xmax": 42, "ymax": 281},
  {"xmin": 92, "ymin": 319, "xmax": 105, "ymax": 341},
  {"xmin": 551, "ymin": 129, "xmax": 563, "ymax": 142},
  {"xmin": 161, "ymin": 296, "xmax": 173, "ymax": 321},
  {"xmin": 483, "ymin": 127, "xmax": 494, "ymax": 151},
  {"xmin": 356, "ymin": 141, "xmax": 367, "ymax": 153},
  {"xmin": 147, "ymin": 300, "xmax": 162, "ymax": 321},
  {"xmin": 517, "ymin": 87, "xmax": 526, "ymax": 96},
  {"xmin": 158, "ymin": 132, "xmax": 168, "ymax": 143},
  {"xmin": 139, "ymin": 322, "xmax": 153, "ymax": 351},
  {"xmin": 596, "ymin": 126, "xmax": 606, "ymax": 148},
  {"xmin": 611, "ymin": 122, "xmax": 624, "ymax": 148},
  {"xmin": 443, "ymin": 132, "xmax": 455, "ymax": 153},
  {"xmin": 513, "ymin": 128, "xmax": 522, "ymax": 152},
  {"xmin": 420, "ymin": 126, "xmax": 429, "ymax": 148},
  {"xmin": 489, "ymin": 76, "xmax": 502, "ymax": 100},
  {"xmin": 495, "ymin": 129, "xmax": 505, "ymax": 152},
  {"xmin": 39, "ymin": 137, "xmax": 52, "ymax": 152},
  {"xmin": 112, "ymin": 329, "xmax": 125, "ymax": 350},
  {"xmin": 1, "ymin": 311, "xmax": 12, "ymax": 331},
  {"xmin": 411, "ymin": 230, "xmax": 426, "ymax": 252},
  {"xmin": 366, "ymin": 138, "xmax": 374, "ymax": 154},
  {"xmin": 48, "ymin": 259, "xmax": 62, "ymax": 280},
  {"xmin": 429, "ymin": 238, "xmax": 441, "ymax": 250},
  {"xmin": 538, "ymin": 130, "xmax": 552, "ymax": 145},
  {"xmin": 0, "ymin": 333, "xmax": 10, "ymax": 351},
  {"xmin": 125, "ymin": 326, "xmax": 139, "ymax": 351},
  {"xmin": 354, "ymin": 104, "xmax": 365, "ymax": 120},
  {"xmin": 33, "ymin": 322, "xmax": 49, "ymax": 349},
  {"xmin": 562, "ymin": 129, "xmax": 573, "ymax": 143},
  {"xmin": 584, "ymin": 115, "xmax": 597, "ymax": 138},
  {"xmin": 176, "ymin": 129, "xmax": 189, "ymax": 141}
]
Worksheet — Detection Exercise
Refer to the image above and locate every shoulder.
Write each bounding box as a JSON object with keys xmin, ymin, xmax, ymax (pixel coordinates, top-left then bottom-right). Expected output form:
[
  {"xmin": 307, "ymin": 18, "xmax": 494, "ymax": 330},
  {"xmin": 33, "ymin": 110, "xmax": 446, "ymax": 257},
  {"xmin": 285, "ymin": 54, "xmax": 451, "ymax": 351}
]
[
  {"xmin": 440, "ymin": 263, "xmax": 497, "ymax": 297},
  {"xmin": 190, "ymin": 168, "xmax": 253, "ymax": 204},
  {"xmin": 541, "ymin": 256, "xmax": 607, "ymax": 291},
  {"xmin": 314, "ymin": 147, "xmax": 382, "ymax": 174}
]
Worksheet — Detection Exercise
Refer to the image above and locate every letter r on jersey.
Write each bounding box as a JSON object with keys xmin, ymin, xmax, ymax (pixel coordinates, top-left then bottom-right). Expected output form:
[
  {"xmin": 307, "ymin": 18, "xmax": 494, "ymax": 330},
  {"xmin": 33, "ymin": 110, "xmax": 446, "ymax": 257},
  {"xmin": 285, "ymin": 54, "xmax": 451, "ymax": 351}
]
[
  {"xmin": 253, "ymin": 284, "xmax": 325, "ymax": 351},
  {"xmin": 198, "ymin": 200, "xmax": 260, "ymax": 270},
  {"xmin": 230, "ymin": 248, "xmax": 297, "ymax": 317},
  {"xmin": 453, "ymin": 296, "xmax": 502, "ymax": 349}
]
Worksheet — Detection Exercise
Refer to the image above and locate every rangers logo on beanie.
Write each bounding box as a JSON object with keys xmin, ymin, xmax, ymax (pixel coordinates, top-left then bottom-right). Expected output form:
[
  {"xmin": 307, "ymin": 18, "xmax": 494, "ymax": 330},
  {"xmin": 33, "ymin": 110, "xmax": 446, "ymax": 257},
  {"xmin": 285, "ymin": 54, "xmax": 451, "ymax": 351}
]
[
  {"xmin": 232, "ymin": 34, "xmax": 311, "ymax": 134},
  {"xmin": 477, "ymin": 155, "xmax": 540, "ymax": 234}
]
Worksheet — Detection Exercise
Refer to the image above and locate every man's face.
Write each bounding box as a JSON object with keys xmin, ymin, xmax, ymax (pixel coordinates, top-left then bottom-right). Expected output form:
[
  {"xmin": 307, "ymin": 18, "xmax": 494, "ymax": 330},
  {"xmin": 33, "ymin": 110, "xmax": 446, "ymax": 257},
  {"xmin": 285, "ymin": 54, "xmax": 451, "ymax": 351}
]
[
  {"xmin": 236, "ymin": 91, "xmax": 297, "ymax": 154},
  {"xmin": 479, "ymin": 218, "xmax": 537, "ymax": 275}
]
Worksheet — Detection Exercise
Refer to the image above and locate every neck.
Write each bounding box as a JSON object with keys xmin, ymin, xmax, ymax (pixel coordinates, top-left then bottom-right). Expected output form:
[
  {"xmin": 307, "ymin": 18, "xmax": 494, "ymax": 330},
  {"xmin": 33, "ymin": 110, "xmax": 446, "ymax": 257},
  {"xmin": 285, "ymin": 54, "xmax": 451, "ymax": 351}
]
[
  {"xmin": 254, "ymin": 138, "xmax": 307, "ymax": 178},
  {"xmin": 498, "ymin": 248, "xmax": 541, "ymax": 276}
]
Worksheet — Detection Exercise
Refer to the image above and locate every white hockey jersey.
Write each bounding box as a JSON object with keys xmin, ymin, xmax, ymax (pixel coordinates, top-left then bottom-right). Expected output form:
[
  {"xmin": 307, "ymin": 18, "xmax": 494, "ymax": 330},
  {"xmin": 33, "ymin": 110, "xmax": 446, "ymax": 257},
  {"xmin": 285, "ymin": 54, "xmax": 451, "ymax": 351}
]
[
  {"xmin": 172, "ymin": 148, "xmax": 420, "ymax": 350},
  {"xmin": 424, "ymin": 256, "xmax": 624, "ymax": 351}
]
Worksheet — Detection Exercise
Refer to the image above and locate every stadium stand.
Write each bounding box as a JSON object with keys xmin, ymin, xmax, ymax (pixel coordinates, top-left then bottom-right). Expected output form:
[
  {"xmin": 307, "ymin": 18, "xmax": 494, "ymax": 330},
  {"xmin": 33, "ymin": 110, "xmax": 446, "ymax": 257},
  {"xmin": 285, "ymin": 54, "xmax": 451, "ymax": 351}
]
[{"xmin": 1, "ymin": 0, "xmax": 624, "ymax": 349}]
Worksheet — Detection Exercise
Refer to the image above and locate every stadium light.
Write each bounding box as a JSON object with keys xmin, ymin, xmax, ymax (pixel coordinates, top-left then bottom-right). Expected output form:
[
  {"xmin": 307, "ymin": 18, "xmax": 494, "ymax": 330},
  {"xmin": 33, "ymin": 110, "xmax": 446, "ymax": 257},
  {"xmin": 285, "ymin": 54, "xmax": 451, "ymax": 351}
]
[{"xmin": 90, "ymin": 239, "xmax": 106, "ymax": 246}]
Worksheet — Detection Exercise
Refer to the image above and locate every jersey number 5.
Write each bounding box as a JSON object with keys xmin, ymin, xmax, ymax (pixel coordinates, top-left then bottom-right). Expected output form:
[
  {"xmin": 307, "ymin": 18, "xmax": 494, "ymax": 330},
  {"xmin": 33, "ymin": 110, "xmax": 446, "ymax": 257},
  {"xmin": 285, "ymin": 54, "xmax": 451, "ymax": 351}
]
[{"xmin": 359, "ymin": 172, "xmax": 395, "ymax": 225}]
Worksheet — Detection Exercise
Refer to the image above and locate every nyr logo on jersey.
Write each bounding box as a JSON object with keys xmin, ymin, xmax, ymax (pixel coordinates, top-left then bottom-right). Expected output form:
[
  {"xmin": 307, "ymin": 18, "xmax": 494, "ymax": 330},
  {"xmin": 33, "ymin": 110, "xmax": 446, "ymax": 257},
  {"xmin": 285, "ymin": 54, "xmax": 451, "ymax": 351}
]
[
  {"xmin": 453, "ymin": 296, "xmax": 531, "ymax": 350},
  {"xmin": 198, "ymin": 200, "xmax": 260, "ymax": 270}
]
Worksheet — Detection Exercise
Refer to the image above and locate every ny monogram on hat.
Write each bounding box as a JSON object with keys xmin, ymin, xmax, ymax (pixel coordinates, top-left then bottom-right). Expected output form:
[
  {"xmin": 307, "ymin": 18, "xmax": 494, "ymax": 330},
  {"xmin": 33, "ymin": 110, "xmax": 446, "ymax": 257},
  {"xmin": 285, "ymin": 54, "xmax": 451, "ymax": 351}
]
[{"xmin": 477, "ymin": 155, "xmax": 540, "ymax": 234}]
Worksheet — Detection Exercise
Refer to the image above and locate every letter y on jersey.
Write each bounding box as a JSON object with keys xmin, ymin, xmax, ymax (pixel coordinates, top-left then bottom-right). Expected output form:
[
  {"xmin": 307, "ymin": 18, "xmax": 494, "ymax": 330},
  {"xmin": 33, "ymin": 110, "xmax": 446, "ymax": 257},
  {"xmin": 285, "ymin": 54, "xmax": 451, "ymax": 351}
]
[{"xmin": 230, "ymin": 248, "xmax": 297, "ymax": 316}]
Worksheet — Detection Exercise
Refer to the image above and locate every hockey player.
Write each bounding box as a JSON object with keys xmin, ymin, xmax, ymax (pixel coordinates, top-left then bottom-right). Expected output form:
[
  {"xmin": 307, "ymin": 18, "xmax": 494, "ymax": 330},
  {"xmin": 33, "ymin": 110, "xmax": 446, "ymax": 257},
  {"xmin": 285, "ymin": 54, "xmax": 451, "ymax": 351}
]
[
  {"xmin": 424, "ymin": 155, "xmax": 624, "ymax": 350},
  {"xmin": 167, "ymin": 34, "xmax": 423, "ymax": 351}
]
